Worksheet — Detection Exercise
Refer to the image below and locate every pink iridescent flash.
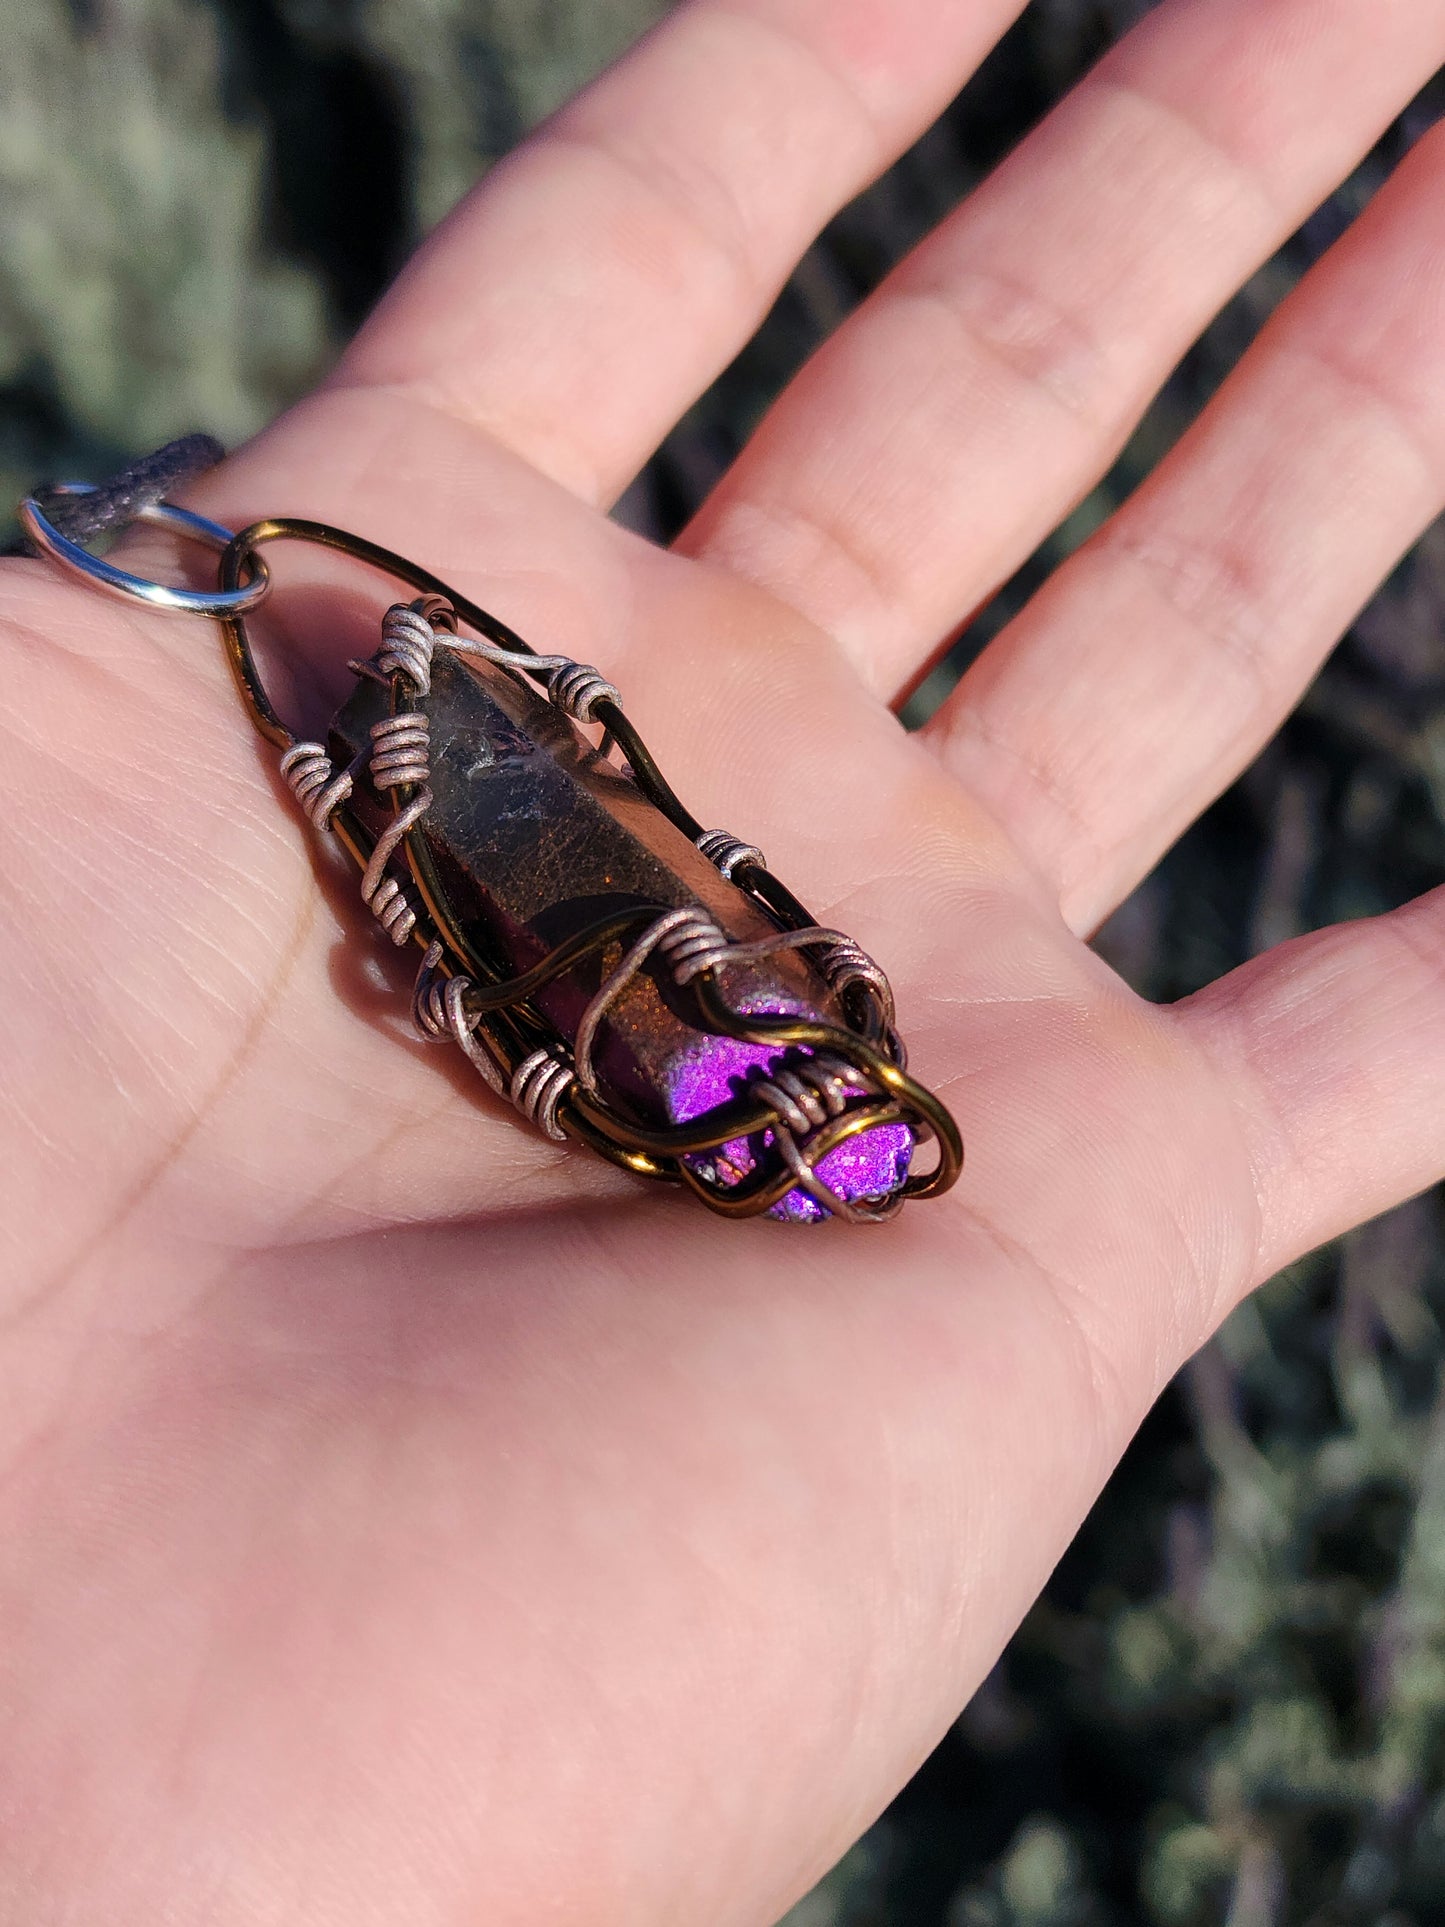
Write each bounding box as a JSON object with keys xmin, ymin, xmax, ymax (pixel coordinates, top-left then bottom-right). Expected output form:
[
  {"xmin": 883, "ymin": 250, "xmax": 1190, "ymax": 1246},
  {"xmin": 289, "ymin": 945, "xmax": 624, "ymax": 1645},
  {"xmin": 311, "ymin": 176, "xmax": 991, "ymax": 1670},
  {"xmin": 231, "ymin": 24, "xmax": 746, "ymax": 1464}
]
[{"xmin": 666, "ymin": 1005, "xmax": 913, "ymax": 1222}]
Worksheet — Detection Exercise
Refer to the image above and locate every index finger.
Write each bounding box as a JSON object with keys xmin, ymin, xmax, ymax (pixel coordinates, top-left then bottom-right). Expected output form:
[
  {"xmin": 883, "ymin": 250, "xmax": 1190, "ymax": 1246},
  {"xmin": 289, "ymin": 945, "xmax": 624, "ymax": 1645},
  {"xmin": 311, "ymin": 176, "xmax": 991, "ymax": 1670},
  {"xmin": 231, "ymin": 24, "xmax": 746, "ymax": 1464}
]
[{"xmin": 335, "ymin": 0, "xmax": 1029, "ymax": 505}]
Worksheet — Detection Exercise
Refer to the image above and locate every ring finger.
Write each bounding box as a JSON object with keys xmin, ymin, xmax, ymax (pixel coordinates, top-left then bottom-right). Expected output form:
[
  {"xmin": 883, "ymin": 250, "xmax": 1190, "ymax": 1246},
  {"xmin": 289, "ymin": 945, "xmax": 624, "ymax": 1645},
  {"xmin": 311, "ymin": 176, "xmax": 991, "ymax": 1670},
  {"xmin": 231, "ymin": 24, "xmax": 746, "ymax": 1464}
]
[{"xmin": 923, "ymin": 115, "xmax": 1445, "ymax": 934}]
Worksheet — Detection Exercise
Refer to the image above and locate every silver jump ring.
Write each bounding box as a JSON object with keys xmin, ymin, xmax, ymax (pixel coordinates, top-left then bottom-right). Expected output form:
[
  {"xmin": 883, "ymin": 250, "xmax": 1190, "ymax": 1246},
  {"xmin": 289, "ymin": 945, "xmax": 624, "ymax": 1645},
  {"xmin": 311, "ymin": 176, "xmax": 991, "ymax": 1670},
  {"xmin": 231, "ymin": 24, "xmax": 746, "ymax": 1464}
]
[{"xmin": 16, "ymin": 483, "xmax": 270, "ymax": 616}]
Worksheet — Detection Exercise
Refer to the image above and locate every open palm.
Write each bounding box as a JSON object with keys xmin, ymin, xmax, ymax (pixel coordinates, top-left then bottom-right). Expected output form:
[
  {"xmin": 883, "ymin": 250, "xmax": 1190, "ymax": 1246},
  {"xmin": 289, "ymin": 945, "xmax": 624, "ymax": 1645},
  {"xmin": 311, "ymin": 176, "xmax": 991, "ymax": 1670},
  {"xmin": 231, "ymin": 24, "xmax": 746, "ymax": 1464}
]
[{"xmin": 6, "ymin": 2, "xmax": 1445, "ymax": 1921}]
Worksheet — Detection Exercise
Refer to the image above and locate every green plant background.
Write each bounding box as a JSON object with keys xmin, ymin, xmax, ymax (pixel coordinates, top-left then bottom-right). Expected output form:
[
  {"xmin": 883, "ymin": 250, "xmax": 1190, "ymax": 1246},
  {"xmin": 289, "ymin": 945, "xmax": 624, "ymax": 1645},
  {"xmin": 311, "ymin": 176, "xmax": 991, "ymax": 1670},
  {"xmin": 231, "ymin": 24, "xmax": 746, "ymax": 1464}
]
[{"xmin": 6, "ymin": 3, "xmax": 1445, "ymax": 1921}]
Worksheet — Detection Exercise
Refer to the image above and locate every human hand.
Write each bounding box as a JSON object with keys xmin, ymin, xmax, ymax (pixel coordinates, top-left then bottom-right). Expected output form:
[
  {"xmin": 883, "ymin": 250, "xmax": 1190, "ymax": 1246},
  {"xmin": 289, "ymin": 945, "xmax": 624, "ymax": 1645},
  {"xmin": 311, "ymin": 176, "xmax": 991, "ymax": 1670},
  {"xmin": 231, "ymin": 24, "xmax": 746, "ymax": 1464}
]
[{"xmin": 5, "ymin": 1, "xmax": 1445, "ymax": 1920}]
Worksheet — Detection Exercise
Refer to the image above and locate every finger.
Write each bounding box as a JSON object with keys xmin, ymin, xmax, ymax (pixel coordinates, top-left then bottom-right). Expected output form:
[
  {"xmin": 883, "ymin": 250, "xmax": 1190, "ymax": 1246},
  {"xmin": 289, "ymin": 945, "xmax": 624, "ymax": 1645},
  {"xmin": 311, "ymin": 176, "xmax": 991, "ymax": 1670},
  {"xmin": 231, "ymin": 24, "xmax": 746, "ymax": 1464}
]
[
  {"xmin": 682, "ymin": 0, "xmax": 1445, "ymax": 696},
  {"xmin": 336, "ymin": 0, "xmax": 1031, "ymax": 505},
  {"xmin": 923, "ymin": 116, "xmax": 1445, "ymax": 934},
  {"xmin": 1182, "ymin": 884, "xmax": 1445, "ymax": 1282}
]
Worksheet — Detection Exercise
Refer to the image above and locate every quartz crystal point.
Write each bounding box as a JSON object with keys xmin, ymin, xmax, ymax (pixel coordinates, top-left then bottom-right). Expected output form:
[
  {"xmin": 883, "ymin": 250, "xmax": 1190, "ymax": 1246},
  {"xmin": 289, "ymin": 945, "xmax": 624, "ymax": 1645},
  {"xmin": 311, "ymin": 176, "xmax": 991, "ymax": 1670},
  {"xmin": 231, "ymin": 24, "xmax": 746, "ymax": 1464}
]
[{"xmin": 331, "ymin": 649, "xmax": 911, "ymax": 1219}]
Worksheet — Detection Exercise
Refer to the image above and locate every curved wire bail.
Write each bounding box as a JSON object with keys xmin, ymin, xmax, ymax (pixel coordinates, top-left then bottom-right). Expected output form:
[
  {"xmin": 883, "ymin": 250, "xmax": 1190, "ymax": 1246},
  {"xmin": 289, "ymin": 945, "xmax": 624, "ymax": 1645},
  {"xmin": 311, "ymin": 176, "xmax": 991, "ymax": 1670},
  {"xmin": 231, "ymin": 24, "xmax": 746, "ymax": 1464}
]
[
  {"xmin": 211, "ymin": 521, "xmax": 840, "ymax": 956},
  {"xmin": 212, "ymin": 517, "xmax": 737, "ymax": 876},
  {"xmin": 18, "ymin": 484, "xmax": 270, "ymax": 617},
  {"xmin": 215, "ymin": 517, "xmax": 546, "ymax": 751}
]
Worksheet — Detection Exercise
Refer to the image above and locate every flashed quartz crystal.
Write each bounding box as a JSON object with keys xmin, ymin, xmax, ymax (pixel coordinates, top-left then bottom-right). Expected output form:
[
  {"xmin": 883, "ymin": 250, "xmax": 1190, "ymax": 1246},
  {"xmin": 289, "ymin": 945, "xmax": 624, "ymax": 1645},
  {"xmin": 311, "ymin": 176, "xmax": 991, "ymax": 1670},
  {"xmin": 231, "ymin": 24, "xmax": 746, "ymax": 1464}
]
[{"xmin": 330, "ymin": 647, "xmax": 912, "ymax": 1219}]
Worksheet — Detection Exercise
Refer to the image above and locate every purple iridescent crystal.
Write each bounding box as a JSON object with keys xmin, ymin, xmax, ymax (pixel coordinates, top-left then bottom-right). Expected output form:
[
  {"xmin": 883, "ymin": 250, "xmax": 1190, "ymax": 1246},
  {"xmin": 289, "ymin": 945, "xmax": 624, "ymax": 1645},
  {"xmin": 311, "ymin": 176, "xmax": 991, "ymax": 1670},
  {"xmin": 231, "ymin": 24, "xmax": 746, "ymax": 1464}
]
[
  {"xmin": 666, "ymin": 1002, "xmax": 914, "ymax": 1222},
  {"xmin": 331, "ymin": 648, "xmax": 911, "ymax": 1218}
]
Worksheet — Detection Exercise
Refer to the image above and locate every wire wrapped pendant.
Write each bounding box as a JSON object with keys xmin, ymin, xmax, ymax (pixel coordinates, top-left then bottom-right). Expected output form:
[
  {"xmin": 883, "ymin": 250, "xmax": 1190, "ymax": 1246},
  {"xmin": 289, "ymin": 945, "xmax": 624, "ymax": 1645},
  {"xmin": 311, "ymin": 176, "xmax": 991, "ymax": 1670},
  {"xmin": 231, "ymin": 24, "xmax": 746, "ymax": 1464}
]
[{"xmin": 19, "ymin": 449, "xmax": 962, "ymax": 1223}]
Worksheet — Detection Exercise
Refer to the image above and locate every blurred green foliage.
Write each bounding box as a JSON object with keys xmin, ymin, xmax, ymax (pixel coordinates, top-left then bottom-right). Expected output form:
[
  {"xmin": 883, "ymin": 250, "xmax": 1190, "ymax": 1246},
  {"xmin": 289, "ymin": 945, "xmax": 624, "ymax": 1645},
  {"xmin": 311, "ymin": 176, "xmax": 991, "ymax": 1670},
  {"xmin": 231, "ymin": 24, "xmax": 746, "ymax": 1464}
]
[
  {"xmin": 0, "ymin": 0, "xmax": 668, "ymax": 500},
  {"xmin": 4, "ymin": 2, "xmax": 1445, "ymax": 1922}
]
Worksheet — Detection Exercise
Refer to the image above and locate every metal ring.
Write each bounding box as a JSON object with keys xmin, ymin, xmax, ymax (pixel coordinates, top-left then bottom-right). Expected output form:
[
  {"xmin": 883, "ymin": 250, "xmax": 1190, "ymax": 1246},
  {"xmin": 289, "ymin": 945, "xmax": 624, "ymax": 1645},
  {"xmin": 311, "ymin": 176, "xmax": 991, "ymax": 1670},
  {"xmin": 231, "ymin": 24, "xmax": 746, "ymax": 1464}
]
[{"xmin": 17, "ymin": 484, "xmax": 270, "ymax": 616}]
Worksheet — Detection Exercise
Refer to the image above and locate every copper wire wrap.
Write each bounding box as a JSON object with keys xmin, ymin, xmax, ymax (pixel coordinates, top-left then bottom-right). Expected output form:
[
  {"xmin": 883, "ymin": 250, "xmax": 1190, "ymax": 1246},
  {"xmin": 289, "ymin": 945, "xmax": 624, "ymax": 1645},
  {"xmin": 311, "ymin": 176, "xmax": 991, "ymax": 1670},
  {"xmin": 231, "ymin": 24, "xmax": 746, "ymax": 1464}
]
[{"xmin": 207, "ymin": 519, "xmax": 963, "ymax": 1219}]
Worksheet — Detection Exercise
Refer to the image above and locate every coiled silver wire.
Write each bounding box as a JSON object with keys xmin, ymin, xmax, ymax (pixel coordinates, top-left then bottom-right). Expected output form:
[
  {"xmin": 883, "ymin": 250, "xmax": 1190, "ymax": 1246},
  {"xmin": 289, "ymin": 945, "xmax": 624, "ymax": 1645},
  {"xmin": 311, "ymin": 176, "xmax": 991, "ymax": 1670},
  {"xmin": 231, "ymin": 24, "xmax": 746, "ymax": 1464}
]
[
  {"xmin": 540, "ymin": 659, "xmax": 621, "ymax": 722},
  {"xmin": 360, "ymin": 789, "xmax": 430, "ymax": 946},
  {"xmin": 279, "ymin": 741, "xmax": 356, "ymax": 829},
  {"xmin": 696, "ymin": 829, "xmax": 767, "ymax": 878},
  {"xmin": 362, "ymin": 870, "xmax": 417, "ymax": 945},
  {"xmin": 692, "ymin": 834, "xmax": 894, "ymax": 1032},
  {"xmin": 369, "ymin": 712, "xmax": 430, "ymax": 791},
  {"xmin": 376, "ymin": 598, "xmax": 620, "ymax": 723},
  {"xmin": 377, "ymin": 603, "xmax": 436, "ymax": 694},
  {"xmin": 411, "ymin": 941, "xmax": 506, "ymax": 1095},
  {"xmin": 748, "ymin": 1051, "xmax": 866, "ymax": 1138},
  {"xmin": 510, "ymin": 1048, "xmax": 575, "ymax": 1141},
  {"xmin": 813, "ymin": 936, "xmax": 896, "ymax": 1032},
  {"xmin": 656, "ymin": 907, "xmax": 734, "ymax": 985}
]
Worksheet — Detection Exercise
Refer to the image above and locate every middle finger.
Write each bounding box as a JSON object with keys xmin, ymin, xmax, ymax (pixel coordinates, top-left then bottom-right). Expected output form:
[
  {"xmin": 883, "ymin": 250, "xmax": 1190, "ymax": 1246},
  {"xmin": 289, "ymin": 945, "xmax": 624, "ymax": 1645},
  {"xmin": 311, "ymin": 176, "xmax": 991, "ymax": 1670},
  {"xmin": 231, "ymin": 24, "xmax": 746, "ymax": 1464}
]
[{"xmin": 681, "ymin": 0, "xmax": 1445, "ymax": 700}]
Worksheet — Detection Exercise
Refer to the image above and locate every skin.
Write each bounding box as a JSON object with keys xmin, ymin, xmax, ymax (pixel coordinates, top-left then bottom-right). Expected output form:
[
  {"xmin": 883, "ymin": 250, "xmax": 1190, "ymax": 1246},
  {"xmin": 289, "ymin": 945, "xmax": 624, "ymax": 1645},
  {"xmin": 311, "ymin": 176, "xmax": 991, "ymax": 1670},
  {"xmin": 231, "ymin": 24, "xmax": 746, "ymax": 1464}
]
[{"xmin": 3, "ymin": 0, "xmax": 1445, "ymax": 1919}]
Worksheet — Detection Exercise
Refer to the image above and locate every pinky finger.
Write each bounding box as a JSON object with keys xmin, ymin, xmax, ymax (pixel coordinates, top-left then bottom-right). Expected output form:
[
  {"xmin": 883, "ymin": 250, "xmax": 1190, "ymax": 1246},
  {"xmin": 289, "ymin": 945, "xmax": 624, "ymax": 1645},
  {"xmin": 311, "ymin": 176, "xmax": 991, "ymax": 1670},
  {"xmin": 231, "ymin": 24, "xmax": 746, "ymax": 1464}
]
[{"xmin": 1182, "ymin": 886, "xmax": 1445, "ymax": 1282}]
